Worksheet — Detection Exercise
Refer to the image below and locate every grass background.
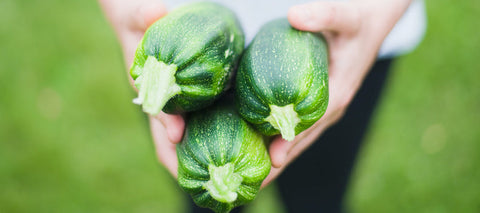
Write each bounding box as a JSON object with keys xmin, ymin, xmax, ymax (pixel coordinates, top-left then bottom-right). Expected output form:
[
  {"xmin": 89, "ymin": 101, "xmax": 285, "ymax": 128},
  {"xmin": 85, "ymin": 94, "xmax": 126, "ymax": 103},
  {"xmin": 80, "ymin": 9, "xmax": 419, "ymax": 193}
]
[{"xmin": 0, "ymin": 0, "xmax": 479, "ymax": 212}]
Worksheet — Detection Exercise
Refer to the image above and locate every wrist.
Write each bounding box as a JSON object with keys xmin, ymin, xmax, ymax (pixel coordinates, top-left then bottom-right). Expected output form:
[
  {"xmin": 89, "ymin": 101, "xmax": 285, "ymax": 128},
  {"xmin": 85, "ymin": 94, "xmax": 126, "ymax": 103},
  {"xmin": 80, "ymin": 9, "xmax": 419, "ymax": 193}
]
[
  {"xmin": 357, "ymin": 0, "xmax": 413, "ymax": 34},
  {"xmin": 351, "ymin": 0, "xmax": 413, "ymax": 59}
]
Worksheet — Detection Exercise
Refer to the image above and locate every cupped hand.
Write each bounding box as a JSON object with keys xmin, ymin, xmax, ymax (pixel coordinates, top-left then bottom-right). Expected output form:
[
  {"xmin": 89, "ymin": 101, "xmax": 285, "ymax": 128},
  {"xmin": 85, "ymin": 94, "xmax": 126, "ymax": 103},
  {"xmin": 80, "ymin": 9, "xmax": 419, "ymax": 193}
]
[
  {"xmin": 99, "ymin": 0, "xmax": 183, "ymax": 176},
  {"xmin": 262, "ymin": 0, "xmax": 412, "ymax": 187}
]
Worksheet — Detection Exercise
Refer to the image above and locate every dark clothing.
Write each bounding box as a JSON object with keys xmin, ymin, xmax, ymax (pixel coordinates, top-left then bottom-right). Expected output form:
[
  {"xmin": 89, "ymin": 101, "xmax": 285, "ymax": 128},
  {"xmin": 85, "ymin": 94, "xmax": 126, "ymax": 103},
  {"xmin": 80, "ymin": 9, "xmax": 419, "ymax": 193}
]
[
  {"xmin": 189, "ymin": 59, "xmax": 394, "ymax": 213},
  {"xmin": 277, "ymin": 59, "xmax": 393, "ymax": 213}
]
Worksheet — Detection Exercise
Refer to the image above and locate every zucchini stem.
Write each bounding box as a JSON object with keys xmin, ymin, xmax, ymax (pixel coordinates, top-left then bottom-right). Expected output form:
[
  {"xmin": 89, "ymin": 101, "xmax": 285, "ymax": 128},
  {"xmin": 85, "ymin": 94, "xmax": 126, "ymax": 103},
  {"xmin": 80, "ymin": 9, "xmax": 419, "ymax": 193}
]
[
  {"xmin": 133, "ymin": 56, "xmax": 181, "ymax": 115},
  {"xmin": 265, "ymin": 104, "xmax": 300, "ymax": 141},
  {"xmin": 204, "ymin": 163, "xmax": 243, "ymax": 203}
]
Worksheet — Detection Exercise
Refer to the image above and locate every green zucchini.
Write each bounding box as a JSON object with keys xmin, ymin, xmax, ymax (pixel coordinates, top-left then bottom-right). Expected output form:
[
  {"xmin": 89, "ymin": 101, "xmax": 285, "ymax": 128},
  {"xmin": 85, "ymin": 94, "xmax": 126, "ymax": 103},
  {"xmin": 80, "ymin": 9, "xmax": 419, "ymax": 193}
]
[
  {"xmin": 177, "ymin": 98, "xmax": 271, "ymax": 213},
  {"xmin": 235, "ymin": 18, "xmax": 329, "ymax": 141},
  {"xmin": 130, "ymin": 2, "xmax": 244, "ymax": 114}
]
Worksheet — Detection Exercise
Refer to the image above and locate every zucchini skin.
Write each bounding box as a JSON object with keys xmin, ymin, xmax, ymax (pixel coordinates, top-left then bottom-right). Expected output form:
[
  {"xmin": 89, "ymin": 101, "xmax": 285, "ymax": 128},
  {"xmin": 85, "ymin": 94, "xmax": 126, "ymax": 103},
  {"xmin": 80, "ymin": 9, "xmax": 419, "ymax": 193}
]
[
  {"xmin": 235, "ymin": 18, "xmax": 329, "ymax": 139},
  {"xmin": 177, "ymin": 98, "xmax": 271, "ymax": 213},
  {"xmin": 131, "ymin": 2, "xmax": 244, "ymax": 113}
]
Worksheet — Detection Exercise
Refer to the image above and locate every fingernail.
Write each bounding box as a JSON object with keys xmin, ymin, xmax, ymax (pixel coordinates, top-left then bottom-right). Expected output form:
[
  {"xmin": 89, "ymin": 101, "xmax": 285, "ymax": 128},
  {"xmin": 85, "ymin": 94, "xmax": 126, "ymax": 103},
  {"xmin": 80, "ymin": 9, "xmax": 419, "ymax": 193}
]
[{"xmin": 167, "ymin": 128, "xmax": 179, "ymax": 143}]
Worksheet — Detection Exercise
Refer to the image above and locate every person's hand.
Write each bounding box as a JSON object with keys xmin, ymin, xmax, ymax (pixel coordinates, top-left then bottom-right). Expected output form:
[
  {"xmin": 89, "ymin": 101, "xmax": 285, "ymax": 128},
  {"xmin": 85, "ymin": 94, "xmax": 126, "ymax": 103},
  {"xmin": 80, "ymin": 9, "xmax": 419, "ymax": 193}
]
[
  {"xmin": 99, "ymin": 0, "xmax": 182, "ymax": 176},
  {"xmin": 262, "ymin": 0, "xmax": 412, "ymax": 187}
]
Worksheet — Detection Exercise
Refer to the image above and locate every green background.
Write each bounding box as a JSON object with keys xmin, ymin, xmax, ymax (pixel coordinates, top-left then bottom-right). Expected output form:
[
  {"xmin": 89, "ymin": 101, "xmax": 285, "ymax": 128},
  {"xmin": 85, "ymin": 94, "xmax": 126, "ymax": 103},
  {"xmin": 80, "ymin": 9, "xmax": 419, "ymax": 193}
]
[{"xmin": 1, "ymin": 0, "xmax": 479, "ymax": 212}]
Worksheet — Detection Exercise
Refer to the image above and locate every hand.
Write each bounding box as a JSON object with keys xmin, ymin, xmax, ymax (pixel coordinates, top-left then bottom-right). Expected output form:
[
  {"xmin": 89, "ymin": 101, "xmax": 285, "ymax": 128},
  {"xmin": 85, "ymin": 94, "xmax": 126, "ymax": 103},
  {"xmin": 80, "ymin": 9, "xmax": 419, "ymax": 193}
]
[
  {"xmin": 262, "ymin": 0, "xmax": 412, "ymax": 187},
  {"xmin": 99, "ymin": 0, "xmax": 183, "ymax": 176}
]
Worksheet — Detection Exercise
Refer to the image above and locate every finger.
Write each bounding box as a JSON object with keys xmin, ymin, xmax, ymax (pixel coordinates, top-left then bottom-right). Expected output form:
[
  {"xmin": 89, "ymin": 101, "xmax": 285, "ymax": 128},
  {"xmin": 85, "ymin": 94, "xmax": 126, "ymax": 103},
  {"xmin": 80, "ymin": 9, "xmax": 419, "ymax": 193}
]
[
  {"xmin": 150, "ymin": 116, "xmax": 178, "ymax": 177},
  {"xmin": 153, "ymin": 113, "xmax": 185, "ymax": 143},
  {"xmin": 261, "ymin": 166, "xmax": 284, "ymax": 188},
  {"xmin": 286, "ymin": 122, "xmax": 327, "ymax": 163},
  {"xmin": 288, "ymin": 2, "xmax": 360, "ymax": 34},
  {"xmin": 128, "ymin": 1, "xmax": 167, "ymax": 31},
  {"xmin": 269, "ymin": 136, "xmax": 294, "ymax": 168},
  {"xmin": 120, "ymin": 2, "xmax": 167, "ymax": 76}
]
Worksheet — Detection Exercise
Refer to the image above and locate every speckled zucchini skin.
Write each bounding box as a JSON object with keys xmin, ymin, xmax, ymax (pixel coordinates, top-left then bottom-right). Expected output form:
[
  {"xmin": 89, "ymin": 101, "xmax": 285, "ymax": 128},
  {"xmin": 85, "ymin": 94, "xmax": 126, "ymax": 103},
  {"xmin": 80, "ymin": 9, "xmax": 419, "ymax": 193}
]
[
  {"xmin": 177, "ymin": 100, "xmax": 271, "ymax": 213},
  {"xmin": 235, "ymin": 18, "xmax": 329, "ymax": 137},
  {"xmin": 131, "ymin": 2, "xmax": 244, "ymax": 113}
]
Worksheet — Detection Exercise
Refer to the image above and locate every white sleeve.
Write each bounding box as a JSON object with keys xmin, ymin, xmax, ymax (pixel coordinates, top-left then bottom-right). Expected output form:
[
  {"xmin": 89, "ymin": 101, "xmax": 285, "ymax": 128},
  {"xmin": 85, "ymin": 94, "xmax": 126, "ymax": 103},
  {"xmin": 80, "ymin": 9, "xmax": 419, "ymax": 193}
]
[
  {"xmin": 163, "ymin": 0, "xmax": 427, "ymax": 58},
  {"xmin": 378, "ymin": 0, "xmax": 427, "ymax": 58}
]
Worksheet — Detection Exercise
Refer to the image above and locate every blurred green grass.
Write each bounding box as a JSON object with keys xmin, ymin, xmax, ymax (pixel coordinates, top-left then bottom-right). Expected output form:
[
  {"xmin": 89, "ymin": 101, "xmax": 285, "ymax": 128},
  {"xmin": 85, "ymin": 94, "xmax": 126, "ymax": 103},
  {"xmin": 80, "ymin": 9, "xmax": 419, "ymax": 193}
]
[
  {"xmin": 0, "ymin": 0, "xmax": 478, "ymax": 212},
  {"xmin": 346, "ymin": 1, "xmax": 480, "ymax": 212}
]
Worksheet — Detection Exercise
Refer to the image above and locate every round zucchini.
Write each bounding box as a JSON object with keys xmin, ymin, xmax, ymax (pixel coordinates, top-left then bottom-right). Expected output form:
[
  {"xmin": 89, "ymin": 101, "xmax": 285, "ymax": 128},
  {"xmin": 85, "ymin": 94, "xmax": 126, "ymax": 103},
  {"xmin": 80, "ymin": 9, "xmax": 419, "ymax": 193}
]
[
  {"xmin": 177, "ymin": 99, "xmax": 271, "ymax": 213},
  {"xmin": 130, "ymin": 2, "xmax": 244, "ymax": 114},
  {"xmin": 235, "ymin": 18, "xmax": 329, "ymax": 141}
]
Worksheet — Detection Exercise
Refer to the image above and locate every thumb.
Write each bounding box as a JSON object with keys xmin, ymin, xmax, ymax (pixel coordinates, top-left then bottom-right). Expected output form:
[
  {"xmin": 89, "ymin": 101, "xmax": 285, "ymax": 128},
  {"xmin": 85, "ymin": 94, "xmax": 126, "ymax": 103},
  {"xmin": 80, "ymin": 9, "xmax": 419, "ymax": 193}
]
[
  {"xmin": 118, "ymin": 1, "xmax": 167, "ymax": 72},
  {"xmin": 269, "ymin": 137, "xmax": 293, "ymax": 168},
  {"xmin": 288, "ymin": 2, "xmax": 360, "ymax": 34},
  {"xmin": 149, "ymin": 117, "xmax": 178, "ymax": 177}
]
